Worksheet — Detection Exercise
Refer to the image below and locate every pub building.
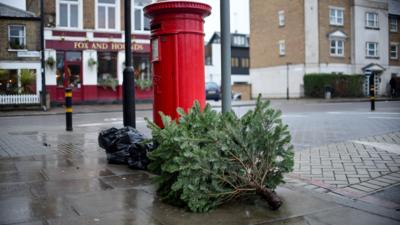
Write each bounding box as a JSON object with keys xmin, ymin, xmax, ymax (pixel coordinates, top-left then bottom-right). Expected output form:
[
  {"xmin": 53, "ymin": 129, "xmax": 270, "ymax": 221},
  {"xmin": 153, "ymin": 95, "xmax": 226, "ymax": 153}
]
[{"xmin": 26, "ymin": 0, "xmax": 154, "ymax": 104}]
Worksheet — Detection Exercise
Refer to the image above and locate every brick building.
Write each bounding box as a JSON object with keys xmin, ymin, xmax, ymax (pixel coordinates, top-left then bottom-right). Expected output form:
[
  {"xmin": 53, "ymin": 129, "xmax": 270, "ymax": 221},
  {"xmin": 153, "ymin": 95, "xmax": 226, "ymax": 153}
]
[
  {"xmin": 0, "ymin": 3, "xmax": 41, "ymax": 104},
  {"xmin": 250, "ymin": 0, "xmax": 400, "ymax": 98},
  {"xmin": 25, "ymin": 0, "xmax": 154, "ymax": 104}
]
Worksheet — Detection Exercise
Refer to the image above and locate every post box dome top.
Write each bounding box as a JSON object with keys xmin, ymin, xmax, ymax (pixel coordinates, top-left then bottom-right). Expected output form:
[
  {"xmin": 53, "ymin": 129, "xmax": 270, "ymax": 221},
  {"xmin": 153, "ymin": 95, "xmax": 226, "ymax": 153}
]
[{"xmin": 144, "ymin": 1, "xmax": 211, "ymax": 18}]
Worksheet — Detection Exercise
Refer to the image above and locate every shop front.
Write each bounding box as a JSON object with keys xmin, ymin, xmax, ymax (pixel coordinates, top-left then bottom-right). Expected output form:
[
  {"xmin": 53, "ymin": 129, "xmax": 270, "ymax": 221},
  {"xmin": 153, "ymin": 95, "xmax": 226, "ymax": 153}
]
[{"xmin": 45, "ymin": 39, "xmax": 151, "ymax": 104}]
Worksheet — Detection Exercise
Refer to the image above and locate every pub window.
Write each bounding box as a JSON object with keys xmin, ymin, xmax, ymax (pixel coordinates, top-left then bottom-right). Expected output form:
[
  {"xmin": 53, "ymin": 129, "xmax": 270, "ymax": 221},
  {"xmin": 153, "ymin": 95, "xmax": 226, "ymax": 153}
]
[
  {"xmin": 97, "ymin": 52, "xmax": 118, "ymax": 90},
  {"xmin": 8, "ymin": 25, "xmax": 25, "ymax": 50},
  {"xmin": 58, "ymin": 0, "xmax": 80, "ymax": 28},
  {"xmin": 97, "ymin": 0, "xmax": 118, "ymax": 30},
  {"xmin": 133, "ymin": 55, "xmax": 152, "ymax": 90},
  {"xmin": 0, "ymin": 69, "xmax": 36, "ymax": 95}
]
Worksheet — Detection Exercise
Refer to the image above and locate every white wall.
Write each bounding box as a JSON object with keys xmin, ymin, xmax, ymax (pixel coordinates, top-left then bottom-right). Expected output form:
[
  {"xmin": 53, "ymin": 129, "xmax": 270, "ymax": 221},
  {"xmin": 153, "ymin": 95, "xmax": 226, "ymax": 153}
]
[
  {"xmin": 205, "ymin": 42, "xmax": 221, "ymax": 85},
  {"xmin": 250, "ymin": 64, "xmax": 305, "ymax": 98},
  {"xmin": 117, "ymin": 51, "xmax": 125, "ymax": 85},
  {"xmin": 82, "ymin": 50, "xmax": 97, "ymax": 85},
  {"xmin": 44, "ymin": 50, "xmax": 56, "ymax": 85},
  {"xmin": 353, "ymin": 4, "xmax": 389, "ymax": 73},
  {"xmin": 250, "ymin": 64, "xmax": 363, "ymax": 98},
  {"xmin": 389, "ymin": 0, "xmax": 400, "ymax": 15}
]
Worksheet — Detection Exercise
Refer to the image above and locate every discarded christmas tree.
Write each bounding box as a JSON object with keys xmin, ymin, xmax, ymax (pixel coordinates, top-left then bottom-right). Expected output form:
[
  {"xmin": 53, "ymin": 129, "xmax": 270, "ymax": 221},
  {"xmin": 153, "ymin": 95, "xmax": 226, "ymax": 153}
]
[{"xmin": 146, "ymin": 95, "xmax": 294, "ymax": 212}]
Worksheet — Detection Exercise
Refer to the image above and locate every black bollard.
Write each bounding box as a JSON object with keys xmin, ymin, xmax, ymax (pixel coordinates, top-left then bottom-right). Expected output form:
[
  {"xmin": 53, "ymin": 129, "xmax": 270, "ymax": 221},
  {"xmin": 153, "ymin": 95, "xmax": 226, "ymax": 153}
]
[
  {"xmin": 369, "ymin": 73, "xmax": 375, "ymax": 111},
  {"xmin": 65, "ymin": 88, "xmax": 73, "ymax": 131}
]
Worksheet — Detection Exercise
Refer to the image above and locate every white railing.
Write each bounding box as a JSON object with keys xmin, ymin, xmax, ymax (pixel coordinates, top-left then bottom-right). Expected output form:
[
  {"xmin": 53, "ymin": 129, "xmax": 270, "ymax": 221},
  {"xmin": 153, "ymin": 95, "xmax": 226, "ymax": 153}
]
[{"xmin": 0, "ymin": 94, "xmax": 40, "ymax": 105}]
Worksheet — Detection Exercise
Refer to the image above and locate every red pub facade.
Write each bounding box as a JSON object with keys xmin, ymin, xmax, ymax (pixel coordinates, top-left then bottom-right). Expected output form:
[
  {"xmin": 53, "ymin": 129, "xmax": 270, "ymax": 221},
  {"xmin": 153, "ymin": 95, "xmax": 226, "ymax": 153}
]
[{"xmin": 30, "ymin": 0, "xmax": 154, "ymax": 104}]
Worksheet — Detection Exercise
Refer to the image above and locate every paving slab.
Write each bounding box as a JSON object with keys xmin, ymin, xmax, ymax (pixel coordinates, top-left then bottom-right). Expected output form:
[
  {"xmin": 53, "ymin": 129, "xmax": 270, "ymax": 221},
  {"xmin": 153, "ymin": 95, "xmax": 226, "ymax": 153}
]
[
  {"xmin": 0, "ymin": 195, "xmax": 76, "ymax": 224},
  {"xmin": 304, "ymin": 206, "xmax": 400, "ymax": 225},
  {"xmin": 141, "ymin": 186, "xmax": 339, "ymax": 225},
  {"xmin": 292, "ymin": 132, "xmax": 400, "ymax": 197}
]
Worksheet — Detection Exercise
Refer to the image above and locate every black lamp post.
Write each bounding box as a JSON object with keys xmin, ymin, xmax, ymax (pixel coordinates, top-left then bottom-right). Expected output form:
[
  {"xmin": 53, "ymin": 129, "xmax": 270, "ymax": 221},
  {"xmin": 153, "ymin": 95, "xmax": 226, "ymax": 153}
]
[
  {"xmin": 40, "ymin": 0, "xmax": 47, "ymax": 110},
  {"xmin": 123, "ymin": 0, "xmax": 136, "ymax": 128}
]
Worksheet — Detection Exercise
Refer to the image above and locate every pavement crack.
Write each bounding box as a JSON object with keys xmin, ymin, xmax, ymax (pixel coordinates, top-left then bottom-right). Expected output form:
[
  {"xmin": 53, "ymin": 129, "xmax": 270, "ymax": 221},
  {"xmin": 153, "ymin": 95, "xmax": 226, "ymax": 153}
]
[
  {"xmin": 39, "ymin": 169, "xmax": 49, "ymax": 181},
  {"xmin": 71, "ymin": 205, "xmax": 81, "ymax": 216}
]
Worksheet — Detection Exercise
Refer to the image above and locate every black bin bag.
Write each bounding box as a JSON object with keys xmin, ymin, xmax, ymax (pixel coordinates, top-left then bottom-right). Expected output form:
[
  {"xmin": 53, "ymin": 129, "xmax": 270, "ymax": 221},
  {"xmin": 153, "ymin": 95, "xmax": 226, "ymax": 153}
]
[{"xmin": 98, "ymin": 126, "xmax": 152, "ymax": 170}]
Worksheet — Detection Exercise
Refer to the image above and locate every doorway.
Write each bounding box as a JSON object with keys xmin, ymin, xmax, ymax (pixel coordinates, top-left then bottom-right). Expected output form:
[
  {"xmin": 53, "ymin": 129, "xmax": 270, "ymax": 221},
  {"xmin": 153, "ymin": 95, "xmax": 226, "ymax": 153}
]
[{"xmin": 56, "ymin": 51, "xmax": 82, "ymax": 102}]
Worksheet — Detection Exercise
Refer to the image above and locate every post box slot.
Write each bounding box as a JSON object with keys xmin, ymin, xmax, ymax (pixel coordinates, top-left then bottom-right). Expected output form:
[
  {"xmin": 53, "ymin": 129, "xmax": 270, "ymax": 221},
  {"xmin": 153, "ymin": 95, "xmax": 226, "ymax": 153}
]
[{"xmin": 151, "ymin": 23, "xmax": 161, "ymax": 30}]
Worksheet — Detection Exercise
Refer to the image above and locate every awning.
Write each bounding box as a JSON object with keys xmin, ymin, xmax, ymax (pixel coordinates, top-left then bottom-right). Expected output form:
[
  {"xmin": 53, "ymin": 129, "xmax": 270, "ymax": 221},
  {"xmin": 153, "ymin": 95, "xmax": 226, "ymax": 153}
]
[{"xmin": 362, "ymin": 63, "xmax": 385, "ymax": 72}]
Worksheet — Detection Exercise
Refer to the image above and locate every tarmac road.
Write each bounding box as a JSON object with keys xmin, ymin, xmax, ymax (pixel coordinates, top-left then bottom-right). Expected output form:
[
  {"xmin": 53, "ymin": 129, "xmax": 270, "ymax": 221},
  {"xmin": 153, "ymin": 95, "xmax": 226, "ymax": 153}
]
[{"xmin": 1, "ymin": 100, "xmax": 399, "ymax": 151}]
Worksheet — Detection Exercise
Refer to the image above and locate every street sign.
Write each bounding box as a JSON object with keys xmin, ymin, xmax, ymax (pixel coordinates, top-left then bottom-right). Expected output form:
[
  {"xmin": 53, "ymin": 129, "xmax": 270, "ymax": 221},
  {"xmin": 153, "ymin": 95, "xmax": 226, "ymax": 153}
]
[{"xmin": 17, "ymin": 51, "xmax": 40, "ymax": 58}]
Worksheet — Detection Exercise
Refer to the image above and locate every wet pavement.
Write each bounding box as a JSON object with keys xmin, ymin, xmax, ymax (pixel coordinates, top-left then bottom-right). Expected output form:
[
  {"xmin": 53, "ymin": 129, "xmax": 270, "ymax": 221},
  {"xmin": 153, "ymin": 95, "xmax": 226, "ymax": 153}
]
[{"xmin": 0, "ymin": 129, "xmax": 399, "ymax": 225}]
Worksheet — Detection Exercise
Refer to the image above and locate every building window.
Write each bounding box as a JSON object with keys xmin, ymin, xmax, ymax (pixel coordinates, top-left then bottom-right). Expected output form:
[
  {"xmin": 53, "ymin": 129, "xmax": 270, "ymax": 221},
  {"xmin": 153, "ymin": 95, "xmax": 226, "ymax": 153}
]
[
  {"xmin": 279, "ymin": 40, "xmax": 285, "ymax": 56},
  {"xmin": 133, "ymin": 0, "xmax": 150, "ymax": 32},
  {"xmin": 97, "ymin": 52, "xmax": 118, "ymax": 89},
  {"xmin": 0, "ymin": 69, "xmax": 36, "ymax": 95},
  {"xmin": 330, "ymin": 39, "xmax": 344, "ymax": 57},
  {"xmin": 278, "ymin": 10, "xmax": 285, "ymax": 27},
  {"xmin": 8, "ymin": 25, "xmax": 25, "ymax": 50},
  {"xmin": 390, "ymin": 17, "xmax": 398, "ymax": 32},
  {"xmin": 97, "ymin": 0, "xmax": 118, "ymax": 30},
  {"xmin": 329, "ymin": 7, "xmax": 344, "ymax": 26},
  {"xmin": 390, "ymin": 43, "xmax": 398, "ymax": 60},
  {"xmin": 58, "ymin": 0, "xmax": 79, "ymax": 28},
  {"xmin": 365, "ymin": 12, "xmax": 379, "ymax": 29},
  {"xmin": 133, "ymin": 55, "xmax": 151, "ymax": 81},
  {"xmin": 241, "ymin": 58, "xmax": 249, "ymax": 68},
  {"xmin": 233, "ymin": 36, "xmax": 247, "ymax": 46},
  {"xmin": 231, "ymin": 57, "xmax": 239, "ymax": 67},
  {"xmin": 366, "ymin": 42, "xmax": 379, "ymax": 58},
  {"xmin": 205, "ymin": 56, "xmax": 212, "ymax": 65}
]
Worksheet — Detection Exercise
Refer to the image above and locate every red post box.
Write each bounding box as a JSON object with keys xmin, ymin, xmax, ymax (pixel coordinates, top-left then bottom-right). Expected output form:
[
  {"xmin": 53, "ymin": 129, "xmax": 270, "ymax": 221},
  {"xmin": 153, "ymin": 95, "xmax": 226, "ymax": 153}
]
[{"xmin": 144, "ymin": 1, "xmax": 211, "ymax": 127}]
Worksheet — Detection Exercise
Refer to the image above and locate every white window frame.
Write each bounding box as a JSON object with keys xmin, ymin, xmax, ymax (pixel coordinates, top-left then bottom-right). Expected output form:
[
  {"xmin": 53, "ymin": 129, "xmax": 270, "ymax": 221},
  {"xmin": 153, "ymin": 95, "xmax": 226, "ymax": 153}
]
[
  {"xmin": 132, "ymin": 2, "xmax": 150, "ymax": 33},
  {"xmin": 56, "ymin": 0, "xmax": 83, "ymax": 29},
  {"xmin": 329, "ymin": 7, "xmax": 344, "ymax": 26},
  {"xmin": 279, "ymin": 40, "xmax": 285, "ymax": 56},
  {"xmin": 366, "ymin": 42, "xmax": 379, "ymax": 58},
  {"xmin": 390, "ymin": 43, "xmax": 398, "ymax": 60},
  {"xmin": 365, "ymin": 12, "xmax": 379, "ymax": 29},
  {"xmin": 330, "ymin": 39, "xmax": 344, "ymax": 57},
  {"xmin": 233, "ymin": 36, "xmax": 246, "ymax": 46},
  {"xmin": 390, "ymin": 17, "xmax": 398, "ymax": 32},
  {"xmin": 8, "ymin": 25, "xmax": 26, "ymax": 50},
  {"xmin": 278, "ymin": 10, "xmax": 285, "ymax": 27},
  {"xmin": 95, "ymin": 0, "xmax": 120, "ymax": 31}
]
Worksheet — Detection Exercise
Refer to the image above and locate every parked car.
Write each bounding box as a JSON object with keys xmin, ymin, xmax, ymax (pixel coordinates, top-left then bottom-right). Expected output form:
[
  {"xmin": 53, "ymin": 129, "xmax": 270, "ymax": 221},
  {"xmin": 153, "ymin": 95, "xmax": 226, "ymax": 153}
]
[{"xmin": 205, "ymin": 82, "xmax": 221, "ymax": 101}]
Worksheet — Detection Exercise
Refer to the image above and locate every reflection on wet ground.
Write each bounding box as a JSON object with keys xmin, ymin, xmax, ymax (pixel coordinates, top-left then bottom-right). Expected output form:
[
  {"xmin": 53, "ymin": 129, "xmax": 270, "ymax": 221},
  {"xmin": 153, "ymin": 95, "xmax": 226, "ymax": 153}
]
[{"xmin": 0, "ymin": 131, "xmax": 399, "ymax": 225}]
